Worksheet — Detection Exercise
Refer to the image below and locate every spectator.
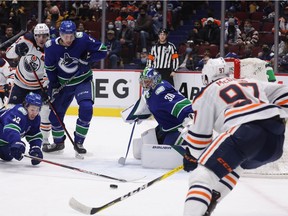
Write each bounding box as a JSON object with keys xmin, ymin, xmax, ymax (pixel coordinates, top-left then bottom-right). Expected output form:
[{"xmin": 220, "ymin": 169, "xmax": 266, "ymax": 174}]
[
  {"xmin": 276, "ymin": 6, "xmax": 288, "ymax": 34},
  {"xmin": 48, "ymin": 5, "xmax": 64, "ymax": 30},
  {"xmin": 151, "ymin": 1, "xmax": 164, "ymax": 38},
  {"xmin": 43, "ymin": 0, "xmax": 53, "ymax": 20},
  {"xmin": 187, "ymin": 20, "xmax": 203, "ymax": 45},
  {"xmin": 134, "ymin": 6, "xmax": 153, "ymax": 53},
  {"xmin": 200, "ymin": 17, "xmax": 220, "ymax": 45},
  {"xmin": 195, "ymin": 53, "xmax": 210, "ymax": 70},
  {"xmin": 258, "ymin": 43, "xmax": 274, "ymax": 61},
  {"xmin": 0, "ymin": 25, "xmax": 14, "ymax": 51},
  {"xmin": 45, "ymin": 18, "xmax": 58, "ymax": 39},
  {"xmin": 118, "ymin": 19, "xmax": 134, "ymax": 63},
  {"xmin": 238, "ymin": 19, "xmax": 259, "ymax": 47},
  {"xmin": 178, "ymin": 40, "xmax": 200, "ymax": 71},
  {"xmin": 105, "ymin": 30, "xmax": 121, "ymax": 69},
  {"xmin": 134, "ymin": 51, "xmax": 148, "ymax": 69},
  {"xmin": 225, "ymin": 18, "xmax": 241, "ymax": 45},
  {"xmin": 77, "ymin": 22, "xmax": 85, "ymax": 32},
  {"xmin": 115, "ymin": 7, "xmax": 135, "ymax": 31}
]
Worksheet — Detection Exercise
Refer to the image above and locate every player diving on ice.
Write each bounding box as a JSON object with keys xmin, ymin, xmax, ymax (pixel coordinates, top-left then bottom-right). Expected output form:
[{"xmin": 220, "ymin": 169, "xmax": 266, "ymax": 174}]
[
  {"xmin": 5, "ymin": 23, "xmax": 51, "ymax": 147},
  {"xmin": 0, "ymin": 92, "xmax": 44, "ymax": 166},
  {"xmin": 43, "ymin": 20, "xmax": 107, "ymax": 154},
  {"xmin": 179, "ymin": 57, "xmax": 288, "ymax": 216}
]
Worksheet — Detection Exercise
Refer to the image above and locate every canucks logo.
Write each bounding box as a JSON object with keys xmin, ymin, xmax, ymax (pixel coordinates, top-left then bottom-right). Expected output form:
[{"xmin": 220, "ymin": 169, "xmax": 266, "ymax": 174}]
[{"xmin": 58, "ymin": 53, "xmax": 79, "ymax": 74}]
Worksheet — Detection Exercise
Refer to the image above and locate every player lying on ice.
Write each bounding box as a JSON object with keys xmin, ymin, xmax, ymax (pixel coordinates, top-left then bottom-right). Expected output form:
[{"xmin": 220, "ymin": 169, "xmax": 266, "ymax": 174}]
[
  {"xmin": 179, "ymin": 57, "xmax": 288, "ymax": 216},
  {"xmin": 0, "ymin": 92, "xmax": 44, "ymax": 165}
]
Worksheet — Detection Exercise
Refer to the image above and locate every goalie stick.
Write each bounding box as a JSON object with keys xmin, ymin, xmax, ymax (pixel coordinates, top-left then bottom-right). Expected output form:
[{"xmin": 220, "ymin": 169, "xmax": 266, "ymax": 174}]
[
  {"xmin": 69, "ymin": 165, "xmax": 183, "ymax": 215},
  {"xmin": 23, "ymin": 154, "xmax": 144, "ymax": 182},
  {"xmin": 118, "ymin": 119, "xmax": 138, "ymax": 165}
]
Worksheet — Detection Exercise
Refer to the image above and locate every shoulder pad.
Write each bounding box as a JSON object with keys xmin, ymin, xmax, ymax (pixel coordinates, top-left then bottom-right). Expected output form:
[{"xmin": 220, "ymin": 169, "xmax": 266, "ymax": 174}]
[
  {"xmin": 155, "ymin": 86, "xmax": 165, "ymax": 95},
  {"xmin": 45, "ymin": 39, "xmax": 52, "ymax": 48},
  {"xmin": 24, "ymin": 33, "xmax": 34, "ymax": 42},
  {"xmin": 76, "ymin": 32, "xmax": 83, "ymax": 38},
  {"xmin": 18, "ymin": 107, "xmax": 27, "ymax": 115}
]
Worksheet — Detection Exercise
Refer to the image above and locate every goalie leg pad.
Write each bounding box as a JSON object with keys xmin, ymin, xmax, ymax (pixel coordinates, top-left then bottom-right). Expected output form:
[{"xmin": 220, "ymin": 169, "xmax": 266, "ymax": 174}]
[
  {"xmin": 141, "ymin": 128, "xmax": 158, "ymax": 144},
  {"xmin": 141, "ymin": 144, "xmax": 182, "ymax": 169},
  {"xmin": 132, "ymin": 138, "xmax": 142, "ymax": 159}
]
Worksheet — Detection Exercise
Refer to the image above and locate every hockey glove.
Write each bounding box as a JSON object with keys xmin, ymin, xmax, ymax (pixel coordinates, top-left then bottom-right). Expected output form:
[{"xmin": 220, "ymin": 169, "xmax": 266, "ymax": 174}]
[
  {"xmin": 3, "ymin": 84, "xmax": 11, "ymax": 97},
  {"xmin": 29, "ymin": 146, "xmax": 43, "ymax": 165},
  {"xmin": 183, "ymin": 147, "xmax": 198, "ymax": 172},
  {"xmin": 10, "ymin": 141, "xmax": 26, "ymax": 161},
  {"xmin": 15, "ymin": 42, "xmax": 29, "ymax": 57}
]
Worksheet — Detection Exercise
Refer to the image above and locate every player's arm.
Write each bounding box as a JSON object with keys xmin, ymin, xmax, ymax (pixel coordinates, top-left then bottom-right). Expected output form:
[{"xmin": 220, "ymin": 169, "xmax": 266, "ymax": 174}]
[
  {"xmin": 6, "ymin": 35, "xmax": 31, "ymax": 59},
  {"xmin": 83, "ymin": 32, "xmax": 107, "ymax": 63},
  {"xmin": 171, "ymin": 44, "xmax": 179, "ymax": 72}
]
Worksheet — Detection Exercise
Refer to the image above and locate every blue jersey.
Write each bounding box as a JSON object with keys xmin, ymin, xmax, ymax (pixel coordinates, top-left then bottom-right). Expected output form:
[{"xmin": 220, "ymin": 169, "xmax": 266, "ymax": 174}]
[
  {"xmin": 44, "ymin": 32, "xmax": 107, "ymax": 88},
  {"xmin": 144, "ymin": 80, "xmax": 192, "ymax": 131},
  {"xmin": 0, "ymin": 105, "xmax": 42, "ymax": 148}
]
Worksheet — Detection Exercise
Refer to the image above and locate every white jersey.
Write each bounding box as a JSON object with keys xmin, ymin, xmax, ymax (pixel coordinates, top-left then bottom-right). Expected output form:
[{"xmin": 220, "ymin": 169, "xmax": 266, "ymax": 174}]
[
  {"xmin": 0, "ymin": 58, "xmax": 14, "ymax": 86},
  {"xmin": 183, "ymin": 77, "xmax": 288, "ymax": 151},
  {"xmin": 5, "ymin": 34, "xmax": 47, "ymax": 90}
]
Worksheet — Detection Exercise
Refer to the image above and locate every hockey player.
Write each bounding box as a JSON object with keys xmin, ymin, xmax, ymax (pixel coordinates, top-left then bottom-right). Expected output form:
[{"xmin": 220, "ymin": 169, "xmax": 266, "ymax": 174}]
[
  {"xmin": 0, "ymin": 92, "xmax": 43, "ymax": 166},
  {"xmin": 43, "ymin": 20, "xmax": 107, "ymax": 154},
  {"xmin": 0, "ymin": 58, "xmax": 14, "ymax": 107},
  {"xmin": 5, "ymin": 23, "xmax": 51, "ymax": 147},
  {"xmin": 180, "ymin": 57, "xmax": 288, "ymax": 216}
]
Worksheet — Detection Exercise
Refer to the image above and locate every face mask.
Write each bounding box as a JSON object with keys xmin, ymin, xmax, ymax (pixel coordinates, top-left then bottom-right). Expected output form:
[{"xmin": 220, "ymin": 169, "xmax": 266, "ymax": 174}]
[
  {"xmin": 244, "ymin": 27, "xmax": 251, "ymax": 33},
  {"xmin": 51, "ymin": 14, "xmax": 59, "ymax": 21},
  {"xmin": 108, "ymin": 24, "xmax": 114, "ymax": 29},
  {"xmin": 141, "ymin": 58, "xmax": 147, "ymax": 64},
  {"xmin": 156, "ymin": 4, "xmax": 161, "ymax": 9},
  {"xmin": 186, "ymin": 47, "xmax": 192, "ymax": 53}
]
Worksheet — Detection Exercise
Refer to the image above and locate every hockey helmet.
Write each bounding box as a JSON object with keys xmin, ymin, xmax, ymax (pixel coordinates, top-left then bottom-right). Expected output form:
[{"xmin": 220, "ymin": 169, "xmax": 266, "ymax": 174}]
[
  {"xmin": 25, "ymin": 92, "xmax": 42, "ymax": 109},
  {"xmin": 139, "ymin": 67, "xmax": 162, "ymax": 90},
  {"xmin": 34, "ymin": 23, "xmax": 50, "ymax": 36},
  {"xmin": 201, "ymin": 57, "xmax": 229, "ymax": 85},
  {"xmin": 59, "ymin": 20, "xmax": 76, "ymax": 34}
]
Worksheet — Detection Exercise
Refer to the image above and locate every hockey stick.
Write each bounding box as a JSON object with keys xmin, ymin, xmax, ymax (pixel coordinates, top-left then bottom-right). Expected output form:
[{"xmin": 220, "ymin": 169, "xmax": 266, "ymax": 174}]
[
  {"xmin": 69, "ymin": 164, "xmax": 183, "ymax": 215},
  {"xmin": 28, "ymin": 62, "xmax": 84, "ymax": 159},
  {"xmin": 0, "ymin": 29, "xmax": 26, "ymax": 49},
  {"xmin": 23, "ymin": 154, "xmax": 134, "ymax": 182},
  {"xmin": 118, "ymin": 119, "xmax": 138, "ymax": 165}
]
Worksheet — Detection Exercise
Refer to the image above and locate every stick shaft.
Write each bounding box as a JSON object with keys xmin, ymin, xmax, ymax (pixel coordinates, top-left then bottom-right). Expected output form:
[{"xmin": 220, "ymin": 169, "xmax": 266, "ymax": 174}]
[
  {"xmin": 23, "ymin": 154, "xmax": 127, "ymax": 182},
  {"xmin": 124, "ymin": 120, "xmax": 137, "ymax": 158}
]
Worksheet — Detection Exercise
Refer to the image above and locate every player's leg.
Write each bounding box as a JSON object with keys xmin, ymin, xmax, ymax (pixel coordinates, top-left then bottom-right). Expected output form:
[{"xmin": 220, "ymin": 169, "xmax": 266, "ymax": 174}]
[
  {"xmin": 42, "ymin": 89, "xmax": 74, "ymax": 152},
  {"xmin": 183, "ymin": 123, "xmax": 267, "ymax": 216},
  {"xmin": 7, "ymin": 84, "xmax": 29, "ymax": 107},
  {"xmin": 74, "ymin": 80, "xmax": 94, "ymax": 154},
  {"xmin": 39, "ymin": 104, "xmax": 51, "ymax": 145}
]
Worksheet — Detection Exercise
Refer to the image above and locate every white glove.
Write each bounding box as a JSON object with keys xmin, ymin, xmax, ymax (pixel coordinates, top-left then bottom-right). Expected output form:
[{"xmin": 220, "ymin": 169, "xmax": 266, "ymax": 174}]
[{"xmin": 182, "ymin": 113, "xmax": 194, "ymax": 127}]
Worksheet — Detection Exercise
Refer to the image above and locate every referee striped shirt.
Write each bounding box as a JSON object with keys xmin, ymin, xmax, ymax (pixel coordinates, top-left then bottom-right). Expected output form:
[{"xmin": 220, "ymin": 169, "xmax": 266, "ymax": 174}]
[{"xmin": 147, "ymin": 42, "xmax": 179, "ymax": 71}]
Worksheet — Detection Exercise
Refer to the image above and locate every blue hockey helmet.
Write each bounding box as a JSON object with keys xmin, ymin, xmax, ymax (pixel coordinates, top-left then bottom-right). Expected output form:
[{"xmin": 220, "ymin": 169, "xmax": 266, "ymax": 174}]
[
  {"xmin": 139, "ymin": 67, "xmax": 162, "ymax": 90},
  {"xmin": 25, "ymin": 92, "xmax": 42, "ymax": 108},
  {"xmin": 59, "ymin": 20, "xmax": 76, "ymax": 34}
]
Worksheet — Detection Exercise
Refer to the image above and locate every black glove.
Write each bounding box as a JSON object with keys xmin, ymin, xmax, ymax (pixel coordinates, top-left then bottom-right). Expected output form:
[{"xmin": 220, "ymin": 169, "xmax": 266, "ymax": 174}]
[
  {"xmin": 183, "ymin": 147, "xmax": 198, "ymax": 172},
  {"xmin": 3, "ymin": 84, "xmax": 11, "ymax": 97},
  {"xmin": 15, "ymin": 42, "xmax": 29, "ymax": 57},
  {"xmin": 29, "ymin": 146, "xmax": 43, "ymax": 165},
  {"xmin": 10, "ymin": 141, "xmax": 26, "ymax": 161}
]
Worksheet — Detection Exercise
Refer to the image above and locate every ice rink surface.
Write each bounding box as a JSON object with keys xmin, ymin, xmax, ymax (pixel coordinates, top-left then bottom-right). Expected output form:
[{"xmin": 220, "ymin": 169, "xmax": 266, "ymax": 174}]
[{"xmin": 1, "ymin": 116, "xmax": 288, "ymax": 216}]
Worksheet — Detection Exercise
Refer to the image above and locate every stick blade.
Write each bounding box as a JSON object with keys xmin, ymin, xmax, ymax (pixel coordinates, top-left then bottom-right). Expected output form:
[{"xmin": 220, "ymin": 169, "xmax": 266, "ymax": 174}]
[
  {"xmin": 69, "ymin": 197, "xmax": 93, "ymax": 215},
  {"xmin": 118, "ymin": 157, "xmax": 126, "ymax": 165}
]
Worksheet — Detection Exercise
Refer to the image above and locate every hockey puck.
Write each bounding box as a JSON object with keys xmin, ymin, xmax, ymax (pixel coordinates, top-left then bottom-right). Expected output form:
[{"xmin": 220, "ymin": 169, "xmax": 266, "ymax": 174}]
[{"xmin": 110, "ymin": 184, "xmax": 118, "ymax": 189}]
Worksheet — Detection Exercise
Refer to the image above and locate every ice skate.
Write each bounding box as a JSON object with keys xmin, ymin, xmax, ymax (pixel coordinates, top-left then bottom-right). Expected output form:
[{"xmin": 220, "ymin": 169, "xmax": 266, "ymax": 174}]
[
  {"xmin": 42, "ymin": 142, "xmax": 65, "ymax": 152},
  {"xmin": 203, "ymin": 190, "xmax": 221, "ymax": 216},
  {"xmin": 74, "ymin": 142, "xmax": 87, "ymax": 154}
]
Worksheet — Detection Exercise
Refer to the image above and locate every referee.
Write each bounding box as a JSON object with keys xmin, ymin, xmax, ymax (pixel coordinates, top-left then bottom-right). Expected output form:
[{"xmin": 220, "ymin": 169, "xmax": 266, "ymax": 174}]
[{"xmin": 146, "ymin": 28, "xmax": 179, "ymax": 86}]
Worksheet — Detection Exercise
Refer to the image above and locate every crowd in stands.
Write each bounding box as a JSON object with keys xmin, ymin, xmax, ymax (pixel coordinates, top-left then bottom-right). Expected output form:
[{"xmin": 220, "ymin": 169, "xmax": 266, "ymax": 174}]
[{"xmin": 1, "ymin": 0, "xmax": 288, "ymax": 73}]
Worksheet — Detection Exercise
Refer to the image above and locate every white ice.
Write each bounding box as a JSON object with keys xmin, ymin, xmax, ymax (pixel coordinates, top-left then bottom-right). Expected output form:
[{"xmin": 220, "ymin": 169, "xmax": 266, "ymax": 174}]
[{"xmin": 1, "ymin": 116, "xmax": 288, "ymax": 216}]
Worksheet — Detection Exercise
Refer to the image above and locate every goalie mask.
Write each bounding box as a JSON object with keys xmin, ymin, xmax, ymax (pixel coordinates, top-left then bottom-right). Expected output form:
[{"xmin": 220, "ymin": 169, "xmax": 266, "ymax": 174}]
[
  {"xmin": 139, "ymin": 67, "xmax": 162, "ymax": 91},
  {"xmin": 201, "ymin": 57, "xmax": 229, "ymax": 85}
]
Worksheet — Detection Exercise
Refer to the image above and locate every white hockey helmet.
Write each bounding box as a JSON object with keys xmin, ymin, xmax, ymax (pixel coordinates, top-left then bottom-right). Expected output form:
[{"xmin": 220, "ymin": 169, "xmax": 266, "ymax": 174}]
[
  {"xmin": 201, "ymin": 57, "xmax": 229, "ymax": 85},
  {"xmin": 34, "ymin": 23, "xmax": 50, "ymax": 37}
]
